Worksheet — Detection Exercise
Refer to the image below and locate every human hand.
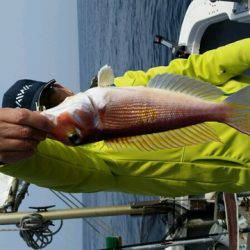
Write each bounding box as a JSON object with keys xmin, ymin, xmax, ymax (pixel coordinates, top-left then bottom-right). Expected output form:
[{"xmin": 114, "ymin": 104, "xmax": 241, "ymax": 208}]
[{"xmin": 0, "ymin": 108, "xmax": 54, "ymax": 164}]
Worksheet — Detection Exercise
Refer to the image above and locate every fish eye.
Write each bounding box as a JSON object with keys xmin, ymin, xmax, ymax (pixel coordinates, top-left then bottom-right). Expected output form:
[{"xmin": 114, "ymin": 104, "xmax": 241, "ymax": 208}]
[{"xmin": 68, "ymin": 129, "xmax": 82, "ymax": 145}]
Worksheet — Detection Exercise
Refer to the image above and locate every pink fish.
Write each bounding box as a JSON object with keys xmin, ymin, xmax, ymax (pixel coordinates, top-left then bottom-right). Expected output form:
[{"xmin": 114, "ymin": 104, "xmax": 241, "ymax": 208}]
[{"xmin": 42, "ymin": 73, "xmax": 250, "ymax": 151}]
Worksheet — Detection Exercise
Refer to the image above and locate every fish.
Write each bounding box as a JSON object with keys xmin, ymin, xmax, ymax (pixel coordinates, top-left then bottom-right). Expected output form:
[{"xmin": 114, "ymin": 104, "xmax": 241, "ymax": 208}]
[{"xmin": 41, "ymin": 66, "xmax": 250, "ymax": 151}]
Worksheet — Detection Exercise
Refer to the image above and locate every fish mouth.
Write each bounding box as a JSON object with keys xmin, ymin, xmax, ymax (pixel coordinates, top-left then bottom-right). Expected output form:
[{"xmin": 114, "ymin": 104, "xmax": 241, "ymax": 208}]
[{"xmin": 67, "ymin": 128, "xmax": 83, "ymax": 145}]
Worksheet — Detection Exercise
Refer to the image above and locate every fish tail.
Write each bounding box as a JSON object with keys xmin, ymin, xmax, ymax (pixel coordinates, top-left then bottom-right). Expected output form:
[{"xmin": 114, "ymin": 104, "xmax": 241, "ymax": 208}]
[{"xmin": 224, "ymin": 86, "xmax": 250, "ymax": 135}]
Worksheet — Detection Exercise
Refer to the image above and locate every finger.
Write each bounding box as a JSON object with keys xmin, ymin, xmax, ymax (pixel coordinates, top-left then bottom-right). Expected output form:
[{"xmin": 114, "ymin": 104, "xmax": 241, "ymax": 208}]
[
  {"xmin": 0, "ymin": 122, "xmax": 47, "ymax": 141},
  {"xmin": 0, "ymin": 139, "xmax": 39, "ymax": 152},
  {"xmin": 0, "ymin": 108, "xmax": 54, "ymax": 132},
  {"xmin": 0, "ymin": 151, "xmax": 35, "ymax": 164}
]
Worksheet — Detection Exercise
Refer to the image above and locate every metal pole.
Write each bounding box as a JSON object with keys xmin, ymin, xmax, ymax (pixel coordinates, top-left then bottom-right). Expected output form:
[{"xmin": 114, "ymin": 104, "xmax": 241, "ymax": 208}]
[
  {"xmin": 167, "ymin": 238, "xmax": 214, "ymax": 246},
  {"xmin": 238, "ymin": 192, "xmax": 250, "ymax": 197},
  {"xmin": 0, "ymin": 205, "xmax": 147, "ymax": 225},
  {"xmin": 122, "ymin": 238, "xmax": 214, "ymax": 249},
  {"xmin": 154, "ymin": 35, "xmax": 175, "ymax": 49},
  {"xmin": 210, "ymin": 0, "xmax": 244, "ymax": 2},
  {"xmin": 186, "ymin": 219, "xmax": 216, "ymax": 228}
]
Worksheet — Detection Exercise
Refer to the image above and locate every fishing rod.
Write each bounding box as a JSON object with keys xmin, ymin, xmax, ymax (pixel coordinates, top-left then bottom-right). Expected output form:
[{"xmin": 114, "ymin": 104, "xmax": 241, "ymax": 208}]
[{"xmin": 0, "ymin": 199, "xmax": 183, "ymax": 225}]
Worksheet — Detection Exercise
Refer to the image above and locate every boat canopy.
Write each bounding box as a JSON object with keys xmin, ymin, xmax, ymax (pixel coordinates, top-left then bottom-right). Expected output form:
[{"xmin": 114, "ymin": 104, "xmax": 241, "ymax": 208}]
[{"xmin": 179, "ymin": 0, "xmax": 250, "ymax": 53}]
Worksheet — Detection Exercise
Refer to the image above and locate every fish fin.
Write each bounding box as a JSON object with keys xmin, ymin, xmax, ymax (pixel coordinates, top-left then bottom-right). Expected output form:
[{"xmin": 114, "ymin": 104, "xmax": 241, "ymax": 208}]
[
  {"xmin": 105, "ymin": 123, "xmax": 220, "ymax": 151},
  {"xmin": 97, "ymin": 65, "xmax": 115, "ymax": 87},
  {"xmin": 224, "ymin": 86, "xmax": 250, "ymax": 135},
  {"xmin": 148, "ymin": 73, "xmax": 224, "ymax": 101}
]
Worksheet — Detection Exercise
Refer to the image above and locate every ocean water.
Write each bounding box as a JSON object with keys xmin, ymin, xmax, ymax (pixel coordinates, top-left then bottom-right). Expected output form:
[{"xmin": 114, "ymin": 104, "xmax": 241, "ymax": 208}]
[{"xmin": 77, "ymin": 0, "xmax": 191, "ymax": 249}]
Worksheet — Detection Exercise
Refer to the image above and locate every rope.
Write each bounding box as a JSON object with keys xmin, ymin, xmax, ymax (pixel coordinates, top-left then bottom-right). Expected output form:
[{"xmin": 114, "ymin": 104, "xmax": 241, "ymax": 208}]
[
  {"xmin": 13, "ymin": 182, "xmax": 30, "ymax": 212},
  {"xmin": 50, "ymin": 190, "xmax": 74, "ymax": 209},
  {"xmin": 50, "ymin": 189, "xmax": 111, "ymax": 237},
  {"xmin": 0, "ymin": 227, "xmax": 20, "ymax": 232},
  {"xmin": 66, "ymin": 192, "xmax": 117, "ymax": 235},
  {"xmin": 50, "ymin": 190, "xmax": 103, "ymax": 236},
  {"xmin": 58, "ymin": 190, "xmax": 116, "ymax": 235},
  {"xmin": 17, "ymin": 213, "xmax": 63, "ymax": 249}
]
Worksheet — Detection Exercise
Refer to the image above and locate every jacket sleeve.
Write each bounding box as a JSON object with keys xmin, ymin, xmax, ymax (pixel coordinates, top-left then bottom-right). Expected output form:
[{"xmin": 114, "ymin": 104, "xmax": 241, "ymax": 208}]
[
  {"xmin": 114, "ymin": 38, "xmax": 250, "ymax": 86},
  {"xmin": 0, "ymin": 139, "xmax": 117, "ymax": 193}
]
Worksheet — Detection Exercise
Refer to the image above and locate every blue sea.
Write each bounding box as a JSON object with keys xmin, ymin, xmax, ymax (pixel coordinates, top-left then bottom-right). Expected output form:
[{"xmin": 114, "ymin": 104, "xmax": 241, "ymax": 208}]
[{"xmin": 77, "ymin": 1, "xmax": 191, "ymax": 249}]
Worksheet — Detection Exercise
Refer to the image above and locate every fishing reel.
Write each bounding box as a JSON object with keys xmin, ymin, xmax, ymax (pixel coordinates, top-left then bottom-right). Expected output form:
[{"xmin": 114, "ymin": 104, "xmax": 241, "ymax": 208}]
[{"xmin": 154, "ymin": 35, "xmax": 190, "ymax": 59}]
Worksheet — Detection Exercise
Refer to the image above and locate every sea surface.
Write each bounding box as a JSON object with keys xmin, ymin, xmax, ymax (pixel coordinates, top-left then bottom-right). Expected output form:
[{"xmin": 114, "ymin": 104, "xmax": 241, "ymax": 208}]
[{"xmin": 77, "ymin": 1, "xmax": 191, "ymax": 249}]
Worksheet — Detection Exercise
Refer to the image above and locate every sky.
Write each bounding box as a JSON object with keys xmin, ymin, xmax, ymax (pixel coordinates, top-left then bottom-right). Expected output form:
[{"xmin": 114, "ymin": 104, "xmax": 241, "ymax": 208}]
[{"xmin": 0, "ymin": 1, "xmax": 82, "ymax": 249}]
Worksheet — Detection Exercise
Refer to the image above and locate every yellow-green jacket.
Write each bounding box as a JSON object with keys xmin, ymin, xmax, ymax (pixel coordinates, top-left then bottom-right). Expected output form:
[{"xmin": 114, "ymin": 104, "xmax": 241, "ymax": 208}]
[{"xmin": 1, "ymin": 39, "xmax": 249, "ymax": 197}]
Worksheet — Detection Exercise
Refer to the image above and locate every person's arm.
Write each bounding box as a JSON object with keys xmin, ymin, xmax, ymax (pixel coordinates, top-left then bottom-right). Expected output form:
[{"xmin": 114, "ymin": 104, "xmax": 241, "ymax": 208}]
[{"xmin": 114, "ymin": 38, "xmax": 250, "ymax": 87}]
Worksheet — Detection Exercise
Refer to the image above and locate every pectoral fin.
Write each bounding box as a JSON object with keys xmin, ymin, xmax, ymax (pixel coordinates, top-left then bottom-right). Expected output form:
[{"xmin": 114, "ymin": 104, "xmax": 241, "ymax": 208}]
[
  {"xmin": 97, "ymin": 65, "xmax": 115, "ymax": 87},
  {"xmin": 105, "ymin": 123, "xmax": 220, "ymax": 151}
]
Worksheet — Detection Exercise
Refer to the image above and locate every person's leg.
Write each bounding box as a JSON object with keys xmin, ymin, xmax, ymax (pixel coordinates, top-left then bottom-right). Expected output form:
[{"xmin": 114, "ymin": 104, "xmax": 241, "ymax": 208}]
[{"xmin": 0, "ymin": 138, "xmax": 117, "ymax": 193}]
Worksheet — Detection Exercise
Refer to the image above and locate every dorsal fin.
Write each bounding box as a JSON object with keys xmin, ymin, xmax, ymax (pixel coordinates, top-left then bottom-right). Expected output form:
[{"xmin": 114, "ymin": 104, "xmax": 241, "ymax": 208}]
[
  {"xmin": 104, "ymin": 123, "xmax": 221, "ymax": 152},
  {"xmin": 97, "ymin": 65, "xmax": 115, "ymax": 87},
  {"xmin": 148, "ymin": 73, "xmax": 224, "ymax": 101}
]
